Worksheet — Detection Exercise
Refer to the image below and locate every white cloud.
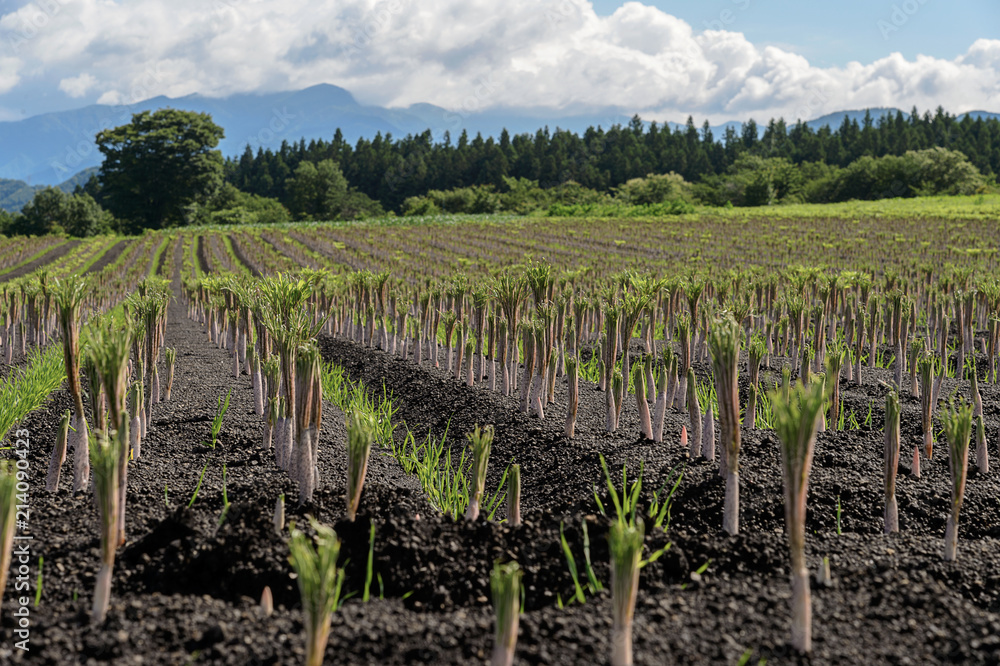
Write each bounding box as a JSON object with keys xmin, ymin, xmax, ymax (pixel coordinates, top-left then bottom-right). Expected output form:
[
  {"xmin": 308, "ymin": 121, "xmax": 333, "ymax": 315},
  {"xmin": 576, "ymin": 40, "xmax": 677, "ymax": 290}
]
[
  {"xmin": 0, "ymin": 57, "xmax": 21, "ymax": 94},
  {"xmin": 0, "ymin": 0, "xmax": 997, "ymax": 122},
  {"xmin": 58, "ymin": 72, "xmax": 96, "ymax": 97}
]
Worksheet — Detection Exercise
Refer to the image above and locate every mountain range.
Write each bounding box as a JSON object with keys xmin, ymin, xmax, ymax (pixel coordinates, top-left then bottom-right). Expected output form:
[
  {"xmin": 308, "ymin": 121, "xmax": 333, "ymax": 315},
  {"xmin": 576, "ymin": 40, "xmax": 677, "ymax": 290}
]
[{"xmin": 0, "ymin": 83, "xmax": 996, "ymax": 212}]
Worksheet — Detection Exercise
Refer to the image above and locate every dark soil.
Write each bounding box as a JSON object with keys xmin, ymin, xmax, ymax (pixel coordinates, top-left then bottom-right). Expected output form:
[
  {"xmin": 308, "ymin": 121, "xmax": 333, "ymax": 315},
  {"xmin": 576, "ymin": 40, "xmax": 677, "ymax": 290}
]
[
  {"xmin": 83, "ymin": 241, "xmax": 129, "ymax": 276},
  {"xmin": 6, "ymin": 256, "xmax": 1000, "ymax": 664},
  {"xmin": 0, "ymin": 241, "xmax": 80, "ymax": 283}
]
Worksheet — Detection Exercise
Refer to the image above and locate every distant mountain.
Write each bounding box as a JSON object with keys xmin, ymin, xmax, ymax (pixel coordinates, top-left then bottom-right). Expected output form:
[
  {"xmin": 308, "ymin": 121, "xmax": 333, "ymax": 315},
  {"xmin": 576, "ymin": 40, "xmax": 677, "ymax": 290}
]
[
  {"xmin": 0, "ymin": 171, "xmax": 89, "ymax": 213},
  {"xmin": 805, "ymin": 108, "xmax": 1000, "ymax": 130},
  {"xmin": 0, "ymin": 84, "xmax": 995, "ymax": 187},
  {"xmin": 805, "ymin": 108, "xmax": 904, "ymax": 130}
]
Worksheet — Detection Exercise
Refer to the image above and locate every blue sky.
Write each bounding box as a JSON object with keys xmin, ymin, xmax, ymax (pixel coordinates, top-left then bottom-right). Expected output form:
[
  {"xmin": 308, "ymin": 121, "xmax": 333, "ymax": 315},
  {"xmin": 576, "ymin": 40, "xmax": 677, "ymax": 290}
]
[
  {"xmin": 591, "ymin": 0, "xmax": 999, "ymax": 66},
  {"xmin": 0, "ymin": 0, "xmax": 997, "ymax": 123}
]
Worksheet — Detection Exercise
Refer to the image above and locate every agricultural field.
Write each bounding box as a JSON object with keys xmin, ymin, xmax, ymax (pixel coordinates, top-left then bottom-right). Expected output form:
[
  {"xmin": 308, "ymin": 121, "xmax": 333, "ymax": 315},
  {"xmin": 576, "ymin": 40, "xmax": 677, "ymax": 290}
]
[{"xmin": 2, "ymin": 202, "xmax": 1000, "ymax": 664}]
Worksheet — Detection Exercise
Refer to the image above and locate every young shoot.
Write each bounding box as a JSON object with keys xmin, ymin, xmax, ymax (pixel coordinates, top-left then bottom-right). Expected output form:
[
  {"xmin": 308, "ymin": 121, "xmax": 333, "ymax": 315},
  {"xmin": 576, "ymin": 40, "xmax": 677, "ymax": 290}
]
[
  {"xmin": 884, "ymin": 391, "xmax": 901, "ymax": 534},
  {"xmin": 491, "ymin": 561, "xmax": 523, "ymax": 666},
  {"xmin": 45, "ymin": 409, "xmax": 71, "ymax": 492},
  {"xmin": 565, "ymin": 355, "xmax": 579, "ymax": 439},
  {"xmin": 770, "ymin": 379, "xmax": 826, "ymax": 654},
  {"xmin": 89, "ymin": 430, "xmax": 121, "ymax": 624},
  {"xmin": 942, "ymin": 400, "xmax": 973, "ymax": 562},
  {"xmin": 164, "ymin": 347, "xmax": 176, "ymax": 401},
  {"xmin": 465, "ymin": 424, "xmax": 494, "ymax": 520},
  {"xmin": 203, "ymin": 390, "xmax": 231, "ymax": 450},
  {"xmin": 288, "ymin": 518, "xmax": 346, "ymax": 666},
  {"xmin": 709, "ymin": 314, "xmax": 742, "ymax": 535},
  {"xmin": 609, "ymin": 520, "xmax": 643, "ymax": 666},
  {"xmin": 51, "ymin": 276, "xmax": 90, "ymax": 493},
  {"xmin": 346, "ymin": 412, "xmax": 375, "ymax": 521},
  {"xmin": 507, "ymin": 463, "xmax": 521, "ymax": 527}
]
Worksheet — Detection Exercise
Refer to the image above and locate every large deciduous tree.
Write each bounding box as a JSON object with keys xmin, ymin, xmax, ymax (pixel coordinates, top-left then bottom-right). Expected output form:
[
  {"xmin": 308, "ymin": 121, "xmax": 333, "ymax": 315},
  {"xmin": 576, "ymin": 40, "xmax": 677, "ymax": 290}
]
[{"xmin": 96, "ymin": 109, "xmax": 225, "ymax": 230}]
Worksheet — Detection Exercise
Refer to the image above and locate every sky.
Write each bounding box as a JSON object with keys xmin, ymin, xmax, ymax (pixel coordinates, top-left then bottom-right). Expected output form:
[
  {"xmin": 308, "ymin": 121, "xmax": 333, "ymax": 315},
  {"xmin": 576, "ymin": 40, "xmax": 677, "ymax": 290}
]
[{"xmin": 0, "ymin": 0, "xmax": 997, "ymax": 124}]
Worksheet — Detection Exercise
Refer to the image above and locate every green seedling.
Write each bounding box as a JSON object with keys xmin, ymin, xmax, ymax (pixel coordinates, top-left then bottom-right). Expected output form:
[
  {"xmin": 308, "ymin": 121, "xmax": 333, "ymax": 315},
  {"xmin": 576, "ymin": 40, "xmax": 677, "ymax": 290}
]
[
  {"xmin": 491, "ymin": 561, "xmax": 522, "ymax": 666},
  {"xmin": 218, "ymin": 464, "xmax": 231, "ymax": 526},
  {"xmin": 363, "ymin": 522, "xmax": 375, "ymax": 603},
  {"xmin": 203, "ymin": 390, "xmax": 231, "ymax": 449},
  {"xmin": 188, "ymin": 463, "xmax": 209, "ymax": 508},
  {"xmin": 34, "ymin": 556, "xmax": 42, "ymax": 607},
  {"xmin": 288, "ymin": 517, "xmax": 346, "ymax": 666}
]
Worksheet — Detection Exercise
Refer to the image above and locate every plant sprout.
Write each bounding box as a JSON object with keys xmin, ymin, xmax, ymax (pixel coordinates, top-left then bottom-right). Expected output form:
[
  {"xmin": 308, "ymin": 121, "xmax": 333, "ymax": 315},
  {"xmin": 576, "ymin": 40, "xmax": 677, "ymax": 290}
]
[
  {"xmin": 709, "ymin": 314, "xmax": 742, "ymax": 535},
  {"xmin": 917, "ymin": 351, "xmax": 937, "ymax": 476},
  {"xmin": 942, "ymin": 400, "xmax": 973, "ymax": 562},
  {"xmin": 609, "ymin": 520, "xmax": 643, "ymax": 666},
  {"xmin": 203, "ymin": 390, "xmax": 231, "ymax": 450},
  {"xmin": 294, "ymin": 344, "xmax": 322, "ymax": 504},
  {"xmin": 507, "ymin": 463, "xmax": 521, "ymax": 527},
  {"xmin": 565, "ymin": 354, "xmax": 579, "ymax": 439},
  {"xmin": 975, "ymin": 414, "xmax": 988, "ymax": 474},
  {"xmin": 288, "ymin": 518, "xmax": 346, "ymax": 666},
  {"xmin": 770, "ymin": 379, "xmax": 826, "ymax": 654},
  {"xmin": 51, "ymin": 276, "xmax": 90, "ymax": 493},
  {"xmin": 633, "ymin": 361, "xmax": 652, "ymax": 440},
  {"xmin": 44, "ymin": 409, "xmax": 71, "ymax": 492},
  {"xmin": 84, "ymin": 317, "xmax": 131, "ymax": 548},
  {"xmin": 743, "ymin": 335, "xmax": 765, "ymax": 430},
  {"xmin": 490, "ymin": 560, "xmax": 522, "ymax": 666},
  {"xmin": 90, "ymin": 429, "xmax": 120, "ymax": 624},
  {"xmin": 652, "ymin": 361, "xmax": 667, "ymax": 443},
  {"xmin": 346, "ymin": 411, "xmax": 374, "ymax": 521},
  {"xmin": 884, "ymin": 390, "xmax": 901, "ymax": 534},
  {"xmin": 465, "ymin": 424, "xmax": 494, "ymax": 520},
  {"xmin": 164, "ymin": 347, "xmax": 176, "ymax": 402}
]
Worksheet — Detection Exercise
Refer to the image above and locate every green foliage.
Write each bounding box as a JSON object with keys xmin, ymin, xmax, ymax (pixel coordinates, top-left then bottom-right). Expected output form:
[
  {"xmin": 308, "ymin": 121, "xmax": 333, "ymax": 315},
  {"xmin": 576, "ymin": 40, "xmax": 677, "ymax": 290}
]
[
  {"xmin": 12, "ymin": 187, "xmax": 114, "ymax": 237},
  {"xmin": 0, "ymin": 345, "xmax": 66, "ymax": 444},
  {"xmin": 288, "ymin": 518, "xmax": 346, "ymax": 666},
  {"xmin": 614, "ymin": 172, "xmax": 692, "ymax": 205},
  {"xmin": 224, "ymin": 107, "xmax": 1000, "ymax": 215},
  {"xmin": 199, "ymin": 183, "xmax": 291, "ymax": 225},
  {"xmin": 96, "ymin": 109, "xmax": 226, "ymax": 230},
  {"xmin": 694, "ymin": 155, "xmax": 804, "ymax": 206},
  {"xmin": 286, "ymin": 159, "xmax": 383, "ymax": 221}
]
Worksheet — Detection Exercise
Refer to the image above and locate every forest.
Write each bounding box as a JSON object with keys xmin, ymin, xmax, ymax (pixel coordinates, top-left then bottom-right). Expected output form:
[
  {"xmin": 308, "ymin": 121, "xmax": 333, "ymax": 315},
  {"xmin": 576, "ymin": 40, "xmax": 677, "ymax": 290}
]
[{"xmin": 0, "ymin": 106, "xmax": 997, "ymax": 236}]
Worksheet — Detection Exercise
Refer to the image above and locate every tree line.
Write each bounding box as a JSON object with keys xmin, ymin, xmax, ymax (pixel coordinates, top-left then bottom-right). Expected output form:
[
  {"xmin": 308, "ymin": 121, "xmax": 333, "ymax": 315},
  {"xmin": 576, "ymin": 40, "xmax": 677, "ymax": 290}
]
[{"xmin": 0, "ymin": 106, "xmax": 996, "ymax": 236}]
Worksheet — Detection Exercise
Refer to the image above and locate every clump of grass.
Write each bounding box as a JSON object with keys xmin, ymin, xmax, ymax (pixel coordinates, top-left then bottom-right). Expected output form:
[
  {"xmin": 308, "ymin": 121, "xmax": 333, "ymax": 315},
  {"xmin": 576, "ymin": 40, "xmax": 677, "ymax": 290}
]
[
  {"xmin": 288, "ymin": 518, "xmax": 346, "ymax": 666},
  {"xmin": 346, "ymin": 412, "xmax": 374, "ymax": 521},
  {"xmin": 90, "ymin": 430, "xmax": 121, "ymax": 624},
  {"xmin": 490, "ymin": 560, "xmax": 522, "ymax": 666},
  {"xmin": 942, "ymin": 400, "xmax": 973, "ymax": 562},
  {"xmin": 771, "ymin": 379, "xmax": 826, "ymax": 653},
  {"xmin": 465, "ymin": 424, "xmax": 494, "ymax": 521}
]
